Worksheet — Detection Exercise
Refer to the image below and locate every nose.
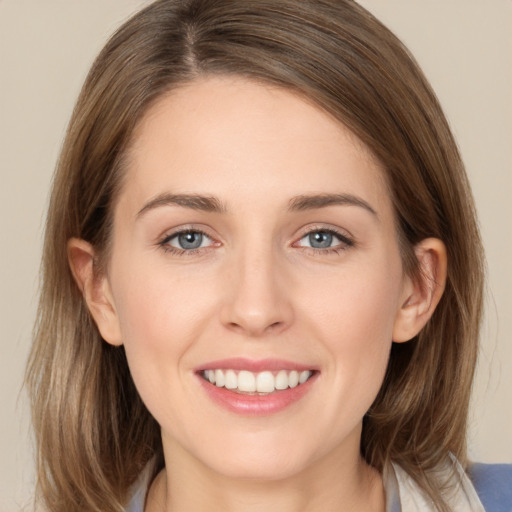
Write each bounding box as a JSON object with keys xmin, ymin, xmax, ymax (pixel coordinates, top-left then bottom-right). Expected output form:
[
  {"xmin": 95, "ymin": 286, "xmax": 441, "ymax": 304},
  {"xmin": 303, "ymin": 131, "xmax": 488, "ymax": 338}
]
[{"xmin": 220, "ymin": 246, "xmax": 294, "ymax": 337}]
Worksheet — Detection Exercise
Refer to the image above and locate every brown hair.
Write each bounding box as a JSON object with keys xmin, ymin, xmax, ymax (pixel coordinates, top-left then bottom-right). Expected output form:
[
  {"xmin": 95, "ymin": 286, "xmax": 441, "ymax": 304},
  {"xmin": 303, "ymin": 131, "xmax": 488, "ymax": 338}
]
[{"xmin": 26, "ymin": 1, "xmax": 484, "ymax": 511}]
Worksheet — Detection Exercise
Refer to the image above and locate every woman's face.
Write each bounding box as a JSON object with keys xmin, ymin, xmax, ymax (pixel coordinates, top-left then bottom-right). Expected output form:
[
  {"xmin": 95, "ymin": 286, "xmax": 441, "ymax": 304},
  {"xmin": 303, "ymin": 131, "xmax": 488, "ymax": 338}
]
[{"xmin": 101, "ymin": 77, "xmax": 414, "ymax": 480}]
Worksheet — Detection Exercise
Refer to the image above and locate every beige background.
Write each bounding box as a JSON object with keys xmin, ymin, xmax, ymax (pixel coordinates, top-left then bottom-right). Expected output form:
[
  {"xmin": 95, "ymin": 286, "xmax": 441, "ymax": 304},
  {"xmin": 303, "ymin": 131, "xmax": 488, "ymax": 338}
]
[{"xmin": 1, "ymin": 1, "xmax": 510, "ymax": 510}]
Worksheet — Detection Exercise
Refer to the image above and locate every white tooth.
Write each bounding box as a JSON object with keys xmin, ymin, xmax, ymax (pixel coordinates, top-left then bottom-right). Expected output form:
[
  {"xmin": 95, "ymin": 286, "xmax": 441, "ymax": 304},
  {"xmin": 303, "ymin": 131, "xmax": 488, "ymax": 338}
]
[
  {"xmin": 207, "ymin": 369, "xmax": 215, "ymax": 383},
  {"xmin": 299, "ymin": 370, "xmax": 311, "ymax": 384},
  {"xmin": 225, "ymin": 370, "xmax": 238, "ymax": 389},
  {"xmin": 275, "ymin": 370, "xmax": 289, "ymax": 390},
  {"xmin": 256, "ymin": 371, "xmax": 275, "ymax": 393},
  {"xmin": 288, "ymin": 370, "xmax": 299, "ymax": 388},
  {"xmin": 215, "ymin": 369, "xmax": 225, "ymax": 387},
  {"xmin": 238, "ymin": 370, "xmax": 256, "ymax": 392}
]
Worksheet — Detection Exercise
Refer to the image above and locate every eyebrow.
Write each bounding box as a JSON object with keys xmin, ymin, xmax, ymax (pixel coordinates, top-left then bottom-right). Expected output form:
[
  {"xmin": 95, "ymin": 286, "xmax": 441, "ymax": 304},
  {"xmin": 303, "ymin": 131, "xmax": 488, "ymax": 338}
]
[
  {"xmin": 137, "ymin": 193, "xmax": 227, "ymax": 218},
  {"xmin": 288, "ymin": 193, "xmax": 377, "ymax": 217},
  {"xmin": 136, "ymin": 192, "xmax": 377, "ymax": 218}
]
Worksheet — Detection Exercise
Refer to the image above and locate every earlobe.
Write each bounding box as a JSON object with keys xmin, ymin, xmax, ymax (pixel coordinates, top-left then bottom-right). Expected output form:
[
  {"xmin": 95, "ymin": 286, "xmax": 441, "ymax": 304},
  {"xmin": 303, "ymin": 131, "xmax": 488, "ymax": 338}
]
[
  {"xmin": 392, "ymin": 238, "xmax": 447, "ymax": 343},
  {"xmin": 67, "ymin": 238, "xmax": 123, "ymax": 346}
]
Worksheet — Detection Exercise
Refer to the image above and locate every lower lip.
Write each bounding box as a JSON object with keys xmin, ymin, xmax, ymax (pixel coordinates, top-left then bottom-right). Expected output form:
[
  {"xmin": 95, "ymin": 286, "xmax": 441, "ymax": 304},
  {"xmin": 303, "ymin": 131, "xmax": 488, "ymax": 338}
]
[{"xmin": 197, "ymin": 373, "xmax": 317, "ymax": 416}]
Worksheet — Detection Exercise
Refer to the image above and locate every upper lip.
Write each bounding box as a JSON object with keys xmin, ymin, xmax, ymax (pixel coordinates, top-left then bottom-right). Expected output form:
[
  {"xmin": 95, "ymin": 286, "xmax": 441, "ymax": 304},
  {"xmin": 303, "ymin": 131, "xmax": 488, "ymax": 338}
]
[{"xmin": 196, "ymin": 357, "xmax": 317, "ymax": 373}]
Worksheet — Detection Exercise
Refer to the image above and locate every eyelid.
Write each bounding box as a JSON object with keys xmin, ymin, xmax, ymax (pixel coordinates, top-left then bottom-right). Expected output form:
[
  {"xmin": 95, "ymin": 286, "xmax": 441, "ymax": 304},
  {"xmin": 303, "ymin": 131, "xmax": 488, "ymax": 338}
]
[
  {"xmin": 156, "ymin": 223, "xmax": 354, "ymax": 256},
  {"xmin": 292, "ymin": 225, "xmax": 355, "ymax": 250},
  {"xmin": 157, "ymin": 225, "xmax": 221, "ymax": 254},
  {"xmin": 166, "ymin": 231, "xmax": 214, "ymax": 249}
]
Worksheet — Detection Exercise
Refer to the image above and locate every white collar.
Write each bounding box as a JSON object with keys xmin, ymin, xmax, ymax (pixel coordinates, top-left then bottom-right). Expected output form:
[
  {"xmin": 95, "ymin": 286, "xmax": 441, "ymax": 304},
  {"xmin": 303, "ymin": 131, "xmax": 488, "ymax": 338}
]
[
  {"xmin": 384, "ymin": 456, "xmax": 485, "ymax": 512},
  {"xmin": 126, "ymin": 456, "xmax": 485, "ymax": 512}
]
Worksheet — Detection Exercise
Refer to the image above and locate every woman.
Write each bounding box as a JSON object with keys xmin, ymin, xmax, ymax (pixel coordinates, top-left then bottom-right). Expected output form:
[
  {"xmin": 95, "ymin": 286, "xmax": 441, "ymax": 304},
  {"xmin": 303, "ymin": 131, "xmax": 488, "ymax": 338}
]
[{"xmin": 25, "ymin": 1, "xmax": 511, "ymax": 511}]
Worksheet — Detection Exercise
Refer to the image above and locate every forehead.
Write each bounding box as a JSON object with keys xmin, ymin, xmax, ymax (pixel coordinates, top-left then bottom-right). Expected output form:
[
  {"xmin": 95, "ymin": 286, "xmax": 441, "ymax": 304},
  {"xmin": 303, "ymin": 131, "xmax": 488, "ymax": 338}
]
[{"xmin": 119, "ymin": 76, "xmax": 391, "ymax": 217}]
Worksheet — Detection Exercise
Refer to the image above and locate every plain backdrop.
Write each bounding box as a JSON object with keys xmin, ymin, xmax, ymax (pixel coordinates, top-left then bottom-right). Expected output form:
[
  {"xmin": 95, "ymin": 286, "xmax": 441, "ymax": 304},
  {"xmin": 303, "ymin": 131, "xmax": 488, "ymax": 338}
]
[{"xmin": 1, "ymin": 1, "xmax": 511, "ymax": 510}]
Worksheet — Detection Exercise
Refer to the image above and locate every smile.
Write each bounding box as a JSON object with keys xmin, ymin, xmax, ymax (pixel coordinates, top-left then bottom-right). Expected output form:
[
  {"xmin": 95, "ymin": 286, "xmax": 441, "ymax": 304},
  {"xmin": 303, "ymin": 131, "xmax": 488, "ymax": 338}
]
[
  {"xmin": 201, "ymin": 369, "xmax": 313, "ymax": 394},
  {"xmin": 196, "ymin": 358, "xmax": 318, "ymax": 415}
]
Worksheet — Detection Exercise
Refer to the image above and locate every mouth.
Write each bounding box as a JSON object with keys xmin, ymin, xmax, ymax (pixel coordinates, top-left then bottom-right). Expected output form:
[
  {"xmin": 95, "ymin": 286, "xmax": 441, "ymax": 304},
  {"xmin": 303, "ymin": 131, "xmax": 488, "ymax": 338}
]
[
  {"xmin": 200, "ymin": 368, "xmax": 315, "ymax": 395},
  {"xmin": 196, "ymin": 359, "xmax": 318, "ymax": 415}
]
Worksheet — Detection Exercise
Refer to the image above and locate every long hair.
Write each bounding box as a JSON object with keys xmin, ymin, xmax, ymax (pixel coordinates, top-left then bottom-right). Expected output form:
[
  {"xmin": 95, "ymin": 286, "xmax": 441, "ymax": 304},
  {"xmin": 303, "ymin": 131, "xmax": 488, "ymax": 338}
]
[{"xmin": 26, "ymin": 1, "xmax": 484, "ymax": 511}]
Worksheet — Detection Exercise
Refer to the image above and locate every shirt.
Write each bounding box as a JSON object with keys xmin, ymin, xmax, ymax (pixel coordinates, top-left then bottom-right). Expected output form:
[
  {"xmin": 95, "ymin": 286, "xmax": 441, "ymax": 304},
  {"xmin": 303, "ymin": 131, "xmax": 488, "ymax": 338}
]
[{"xmin": 126, "ymin": 458, "xmax": 512, "ymax": 512}]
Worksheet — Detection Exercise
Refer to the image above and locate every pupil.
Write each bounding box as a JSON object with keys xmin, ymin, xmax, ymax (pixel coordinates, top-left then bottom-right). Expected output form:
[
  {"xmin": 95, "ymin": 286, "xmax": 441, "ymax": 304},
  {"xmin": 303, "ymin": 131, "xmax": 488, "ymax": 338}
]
[
  {"xmin": 309, "ymin": 231, "xmax": 332, "ymax": 249},
  {"xmin": 178, "ymin": 232, "xmax": 202, "ymax": 249}
]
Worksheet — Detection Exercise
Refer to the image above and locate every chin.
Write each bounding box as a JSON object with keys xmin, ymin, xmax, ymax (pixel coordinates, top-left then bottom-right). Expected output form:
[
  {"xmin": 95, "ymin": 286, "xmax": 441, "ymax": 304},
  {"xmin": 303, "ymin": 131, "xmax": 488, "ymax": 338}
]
[
  {"xmin": 207, "ymin": 456, "xmax": 307, "ymax": 482},
  {"xmin": 194, "ymin": 434, "xmax": 320, "ymax": 482}
]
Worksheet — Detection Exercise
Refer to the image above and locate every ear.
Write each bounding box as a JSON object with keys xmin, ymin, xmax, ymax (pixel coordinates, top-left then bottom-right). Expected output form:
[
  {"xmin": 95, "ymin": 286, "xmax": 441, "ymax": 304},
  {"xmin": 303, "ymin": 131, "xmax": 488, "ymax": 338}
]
[
  {"xmin": 392, "ymin": 238, "xmax": 447, "ymax": 343},
  {"xmin": 67, "ymin": 238, "xmax": 123, "ymax": 346}
]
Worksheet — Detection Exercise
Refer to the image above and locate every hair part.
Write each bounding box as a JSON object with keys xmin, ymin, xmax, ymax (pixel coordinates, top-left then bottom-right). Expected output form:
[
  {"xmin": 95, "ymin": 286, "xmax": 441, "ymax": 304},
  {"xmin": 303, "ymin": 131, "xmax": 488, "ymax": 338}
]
[{"xmin": 26, "ymin": 1, "xmax": 484, "ymax": 511}]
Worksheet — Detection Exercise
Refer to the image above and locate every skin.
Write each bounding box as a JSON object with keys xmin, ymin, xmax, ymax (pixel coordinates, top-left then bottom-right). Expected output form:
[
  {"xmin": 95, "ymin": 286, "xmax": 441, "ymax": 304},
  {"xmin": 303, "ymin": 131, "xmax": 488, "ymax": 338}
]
[{"xmin": 69, "ymin": 76, "xmax": 446, "ymax": 512}]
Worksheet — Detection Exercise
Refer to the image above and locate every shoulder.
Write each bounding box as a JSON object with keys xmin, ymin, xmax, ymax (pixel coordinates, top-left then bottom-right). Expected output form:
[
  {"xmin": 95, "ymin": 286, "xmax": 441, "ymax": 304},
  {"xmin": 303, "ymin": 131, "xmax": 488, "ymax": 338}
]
[{"xmin": 467, "ymin": 463, "xmax": 512, "ymax": 512}]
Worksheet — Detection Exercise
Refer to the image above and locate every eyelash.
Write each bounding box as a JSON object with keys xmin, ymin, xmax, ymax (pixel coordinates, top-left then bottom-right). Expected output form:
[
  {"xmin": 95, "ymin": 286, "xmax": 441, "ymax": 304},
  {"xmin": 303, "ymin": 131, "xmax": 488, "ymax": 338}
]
[
  {"xmin": 157, "ymin": 227, "xmax": 354, "ymax": 256},
  {"xmin": 158, "ymin": 228, "xmax": 217, "ymax": 256},
  {"xmin": 294, "ymin": 227, "xmax": 354, "ymax": 255}
]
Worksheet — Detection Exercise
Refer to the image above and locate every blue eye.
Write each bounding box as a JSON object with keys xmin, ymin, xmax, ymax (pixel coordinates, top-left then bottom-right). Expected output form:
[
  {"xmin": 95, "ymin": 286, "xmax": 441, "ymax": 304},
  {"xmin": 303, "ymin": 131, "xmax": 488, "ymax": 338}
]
[
  {"xmin": 308, "ymin": 231, "xmax": 334, "ymax": 249},
  {"xmin": 297, "ymin": 229, "xmax": 353, "ymax": 251},
  {"xmin": 164, "ymin": 231, "xmax": 213, "ymax": 251}
]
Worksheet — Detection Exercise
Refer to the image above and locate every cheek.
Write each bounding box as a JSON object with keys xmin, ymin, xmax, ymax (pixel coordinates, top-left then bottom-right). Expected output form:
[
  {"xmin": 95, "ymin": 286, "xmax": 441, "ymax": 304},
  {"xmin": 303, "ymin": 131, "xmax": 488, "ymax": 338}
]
[
  {"xmin": 109, "ymin": 261, "xmax": 217, "ymax": 386},
  {"xmin": 113, "ymin": 261, "xmax": 206, "ymax": 338},
  {"xmin": 301, "ymin": 257, "xmax": 403, "ymax": 393},
  {"xmin": 305, "ymin": 262, "xmax": 402, "ymax": 346},
  {"xmin": 108, "ymin": 263, "xmax": 218, "ymax": 428}
]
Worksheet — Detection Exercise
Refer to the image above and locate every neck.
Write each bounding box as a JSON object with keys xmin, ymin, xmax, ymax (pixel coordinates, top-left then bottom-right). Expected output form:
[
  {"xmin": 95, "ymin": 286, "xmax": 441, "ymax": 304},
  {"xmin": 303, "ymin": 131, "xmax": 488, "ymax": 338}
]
[{"xmin": 145, "ymin": 436, "xmax": 385, "ymax": 512}]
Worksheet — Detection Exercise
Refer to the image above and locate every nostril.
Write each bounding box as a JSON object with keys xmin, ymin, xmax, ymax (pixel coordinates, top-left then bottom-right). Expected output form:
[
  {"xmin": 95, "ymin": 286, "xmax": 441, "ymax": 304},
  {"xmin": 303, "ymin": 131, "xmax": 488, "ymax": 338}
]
[
  {"xmin": 219, "ymin": 282, "xmax": 294, "ymax": 336},
  {"xmin": 225, "ymin": 319, "xmax": 285, "ymax": 337}
]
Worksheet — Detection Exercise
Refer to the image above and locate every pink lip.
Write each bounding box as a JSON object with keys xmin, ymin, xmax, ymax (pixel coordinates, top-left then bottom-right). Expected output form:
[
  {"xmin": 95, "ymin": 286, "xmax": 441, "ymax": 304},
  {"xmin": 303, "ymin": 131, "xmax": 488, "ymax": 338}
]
[
  {"xmin": 197, "ymin": 357, "xmax": 316, "ymax": 373},
  {"xmin": 195, "ymin": 358, "xmax": 318, "ymax": 416}
]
